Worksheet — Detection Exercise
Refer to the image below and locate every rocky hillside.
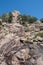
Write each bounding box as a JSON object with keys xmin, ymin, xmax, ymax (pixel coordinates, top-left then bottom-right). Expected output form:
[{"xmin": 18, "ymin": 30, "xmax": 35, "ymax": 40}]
[{"xmin": 0, "ymin": 11, "xmax": 43, "ymax": 65}]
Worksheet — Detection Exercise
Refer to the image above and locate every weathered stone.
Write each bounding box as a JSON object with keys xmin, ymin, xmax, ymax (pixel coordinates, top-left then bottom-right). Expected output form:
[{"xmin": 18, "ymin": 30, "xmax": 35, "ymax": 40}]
[
  {"xmin": 40, "ymin": 44, "xmax": 43, "ymax": 47},
  {"xmin": 12, "ymin": 55, "xmax": 20, "ymax": 65},
  {"xmin": 0, "ymin": 10, "xmax": 43, "ymax": 65},
  {"xmin": 12, "ymin": 11, "xmax": 20, "ymax": 23},
  {"xmin": 36, "ymin": 57, "xmax": 43, "ymax": 65},
  {"xmin": 16, "ymin": 48, "xmax": 31, "ymax": 61}
]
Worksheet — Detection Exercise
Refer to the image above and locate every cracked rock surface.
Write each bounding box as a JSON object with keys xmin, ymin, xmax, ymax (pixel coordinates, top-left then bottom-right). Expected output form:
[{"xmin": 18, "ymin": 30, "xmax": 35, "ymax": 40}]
[{"xmin": 0, "ymin": 21, "xmax": 43, "ymax": 65}]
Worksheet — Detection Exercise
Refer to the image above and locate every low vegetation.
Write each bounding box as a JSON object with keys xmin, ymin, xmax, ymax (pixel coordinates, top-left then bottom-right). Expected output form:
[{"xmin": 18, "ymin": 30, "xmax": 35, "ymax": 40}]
[
  {"xmin": 0, "ymin": 11, "xmax": 43, "ymax": 26},
  {"xmin": 35, "ymin": 33, "xmax": 43, "ymax": 38},
  {"xmin": 0, "ymin": 12, "xmax": 12, "ymax": 23},
  {"xmin": 18, "ymin": 14, "xmax": 38, "ymax": 25}
]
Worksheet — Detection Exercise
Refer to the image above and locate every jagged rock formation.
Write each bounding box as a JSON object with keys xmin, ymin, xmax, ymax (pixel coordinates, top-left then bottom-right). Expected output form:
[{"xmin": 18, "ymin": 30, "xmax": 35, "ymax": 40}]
[
  {"xmin": 12, "ymin": 10, "xmax": 20, "ymax": 23},
  {"xmin": 0, "ymin": 10, "xmax": 43, "ymax": 65}
]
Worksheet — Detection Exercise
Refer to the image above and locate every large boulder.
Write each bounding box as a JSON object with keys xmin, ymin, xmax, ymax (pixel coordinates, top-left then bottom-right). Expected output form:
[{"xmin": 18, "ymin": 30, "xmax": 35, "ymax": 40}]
[{"xmin": 16, "ymin": 48, "xmax": 31, "ymax": 61}]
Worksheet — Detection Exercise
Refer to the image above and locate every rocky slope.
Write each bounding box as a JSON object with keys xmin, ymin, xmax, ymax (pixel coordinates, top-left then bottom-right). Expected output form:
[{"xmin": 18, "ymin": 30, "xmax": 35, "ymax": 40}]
[{"xmin": 0, "ymin": 11, "xmax": 43, "ymax": 65}]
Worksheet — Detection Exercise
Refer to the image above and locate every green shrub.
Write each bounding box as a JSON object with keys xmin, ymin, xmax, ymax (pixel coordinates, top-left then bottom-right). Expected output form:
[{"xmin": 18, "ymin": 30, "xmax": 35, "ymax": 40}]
[
  {"xmin": 18, "ymin": 14, "xmax": 37, "ymax": 26},
  {"xmin": 8, "ymin": 12, "xmax": 13, "ymax": 23},
  {"xmin": 2, "ymin": 13, "xmax": 9, "ymax": 22},
  {"xmin": 28, "ymin": 16, "xmax": 37, "ymax": 23}
]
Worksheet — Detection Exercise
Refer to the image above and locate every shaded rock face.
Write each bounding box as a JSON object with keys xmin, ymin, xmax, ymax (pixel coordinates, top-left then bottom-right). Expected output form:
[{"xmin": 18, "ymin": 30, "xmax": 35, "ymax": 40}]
[
  {"xmin": 12, "ymin": 55, "xmax": 20, "ymax": 65},
  {"xmin": 36, "ymin": 57, "xmax": 43, "ymax": 65},
  {"xmin": 0, "ymin": 38, "xmax": 43, "ymax": 65}
]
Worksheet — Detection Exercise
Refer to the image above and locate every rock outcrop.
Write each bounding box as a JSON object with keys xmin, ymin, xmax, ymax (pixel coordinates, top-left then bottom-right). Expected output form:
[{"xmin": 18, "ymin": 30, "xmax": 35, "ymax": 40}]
[
  {"xmin": 0, "ymin": 10, "xmax": 43, "ymax": 65},
  {"xmin": 12, "ymin": 10, "xmax": 20, "ymax": 23}
]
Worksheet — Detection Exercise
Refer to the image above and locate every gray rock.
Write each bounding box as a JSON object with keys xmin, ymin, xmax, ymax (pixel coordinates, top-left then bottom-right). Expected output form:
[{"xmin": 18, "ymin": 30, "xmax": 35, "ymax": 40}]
[
  {"xmin": 16, "ymin": 48, "xmax": 31, "ymax": 61},
  {"xmin": 36, "ymin": 57, "xmax": 43, "ymax": 65}
]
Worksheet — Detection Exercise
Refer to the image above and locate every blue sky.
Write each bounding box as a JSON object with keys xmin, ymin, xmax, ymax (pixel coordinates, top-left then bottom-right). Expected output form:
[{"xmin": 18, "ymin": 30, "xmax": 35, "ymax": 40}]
[{"xmin": 0, "ymin": 0, "xmax": 43, "ymax": 19}]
